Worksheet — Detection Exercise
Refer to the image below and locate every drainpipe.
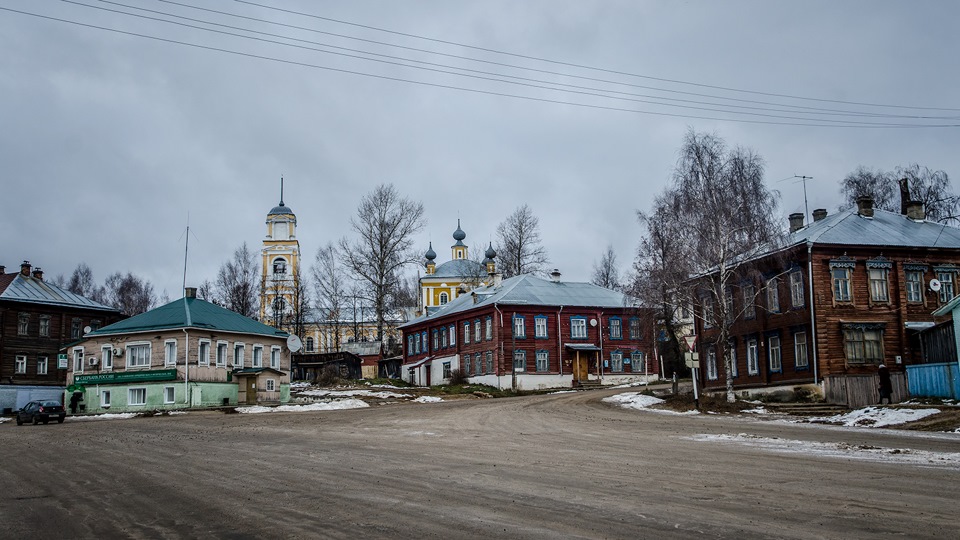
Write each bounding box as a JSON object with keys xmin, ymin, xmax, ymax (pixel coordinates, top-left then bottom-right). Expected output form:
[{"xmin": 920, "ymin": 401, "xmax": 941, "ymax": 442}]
[
  {"xmin": 807, "ymin": 242, "xmax": 819, "ymax": 385},
  {"xmin": 557, "ymin": 306, "xmax": 564, "ymax": 376},
  {"xmin": 494, "ymin": 303, "xmax": 503, "ymax": 388},
  {"xmin": 598, "ymin": 311, "xmax": 604, "ymax": 380},
  {"xmin": 182, "ymin": 328, "xmax": 190, "ymax": 405}
]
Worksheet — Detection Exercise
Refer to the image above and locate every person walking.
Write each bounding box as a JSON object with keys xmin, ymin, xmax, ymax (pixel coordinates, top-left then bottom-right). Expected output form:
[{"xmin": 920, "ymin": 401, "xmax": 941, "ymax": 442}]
[{"xmin": 878, "ymin": 363, "xmax": 893, "ymax": 405}]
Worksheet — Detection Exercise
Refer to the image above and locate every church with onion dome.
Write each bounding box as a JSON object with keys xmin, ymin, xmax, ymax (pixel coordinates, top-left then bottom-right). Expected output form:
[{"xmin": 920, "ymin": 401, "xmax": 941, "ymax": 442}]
[
  {"xmin": 418, "ymin": 220, "xmax": 498, "ymax": 315},
  {"xmin": 259, "ymin": 180, "xmax": 301, "ymax": 327}
]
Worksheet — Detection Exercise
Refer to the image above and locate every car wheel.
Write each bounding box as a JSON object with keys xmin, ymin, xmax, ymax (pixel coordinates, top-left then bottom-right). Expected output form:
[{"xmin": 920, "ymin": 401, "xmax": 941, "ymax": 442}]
[
  {"xmin": 43, "ymin": 419, "xmax": 49, "ymax": 424},
  {"xmin": 16, "ymin": 415, "xmax": 23, "ymax": 426},
  {"xmin": 32, "ymin": 415, "xmax": 39, "ymax": 425},
  {"xmin": 57, "ymin": 417, "xmax": 64, "ymax": 424}
]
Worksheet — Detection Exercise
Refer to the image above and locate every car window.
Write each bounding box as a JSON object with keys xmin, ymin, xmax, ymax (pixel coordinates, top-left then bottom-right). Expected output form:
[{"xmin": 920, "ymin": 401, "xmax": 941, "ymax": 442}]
[{"xmin": 42, "ymin": 401, "xmax": 61, "ymax": 407}]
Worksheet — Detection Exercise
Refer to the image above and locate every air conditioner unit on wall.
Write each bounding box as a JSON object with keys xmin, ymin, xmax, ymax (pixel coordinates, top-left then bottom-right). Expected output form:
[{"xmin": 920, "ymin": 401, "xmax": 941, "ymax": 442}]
[
  {"xmin": 88, "ymin": 357, "xmax": 98, "ymax": 366},
  {"xmin": 113, "ymin": 348, "xmax": 123, "ymax": 357}
]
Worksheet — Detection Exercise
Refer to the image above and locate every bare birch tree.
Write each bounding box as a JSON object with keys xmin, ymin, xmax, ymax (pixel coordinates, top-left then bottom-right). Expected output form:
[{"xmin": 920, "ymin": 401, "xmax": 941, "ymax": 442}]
[
  {"xmin": 591, "ymin": 245, "xmax": 621, "ymax": 290},
  {"xmin": 339, "ymin": 184, "xmax": 425, "ymax": 343},
  {"xmin": 312, "ymin": 242, "xmax": 349, "ymax": 352},
  {"xmin": 101, "ymin": 272, "xmax": 156, "ymax": 315},
  {"xmin": 66, "ymin": 263, "xmax": 97, "ymax": 297},
  {"xmin": 215, "ymin": 243, "xmax": 259, "ymax": 318},
  {"xmin": 496, "ymin": 204, "xmax": 548, "ymax": 277},
  {"xmin": 669, "ymin": 130, "xmax": 785, "ymax": 402}
]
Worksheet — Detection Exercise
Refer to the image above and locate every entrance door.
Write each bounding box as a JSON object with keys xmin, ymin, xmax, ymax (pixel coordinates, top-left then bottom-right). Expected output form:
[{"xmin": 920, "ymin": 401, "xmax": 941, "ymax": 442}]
[
  {"xmin": 191, "ymin": 387, "xmax": 202, "ymax": 407},
  {"xmin": 573, "ymin": 352, "xmax": 589, "ymax": 382},
  {"xmin": 245, "ymin": 377, "xmax": 257, "ymax": 405}
]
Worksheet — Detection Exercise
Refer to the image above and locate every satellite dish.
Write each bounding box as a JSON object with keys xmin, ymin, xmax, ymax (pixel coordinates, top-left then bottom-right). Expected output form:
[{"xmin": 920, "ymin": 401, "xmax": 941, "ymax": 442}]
[
  {"xmin": 83, "ymin": 326, "xmax": 92, "ymax": 334},
  {"xmin": 929, "ymin": 279, "xmax": 942, "ymax": 292},
  {"xmin": 286, "ymin": 335, "xmax": 303, "ymax": 352},
  {"xmin": 589, "ymin": 319, "xmax": 598, "ymax": 327}
]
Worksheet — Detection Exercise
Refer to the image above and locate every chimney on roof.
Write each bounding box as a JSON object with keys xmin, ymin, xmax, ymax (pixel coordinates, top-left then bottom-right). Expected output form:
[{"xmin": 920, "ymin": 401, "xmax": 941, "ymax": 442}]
[
  {"xmin": 899, "ymin": 177, "xmax": 911, "ymax": 215},
  {"xmin": 0, "ymin": 265, "xmax": 5, "ymax": 274},
  {"xmin": 788, "ymin": 212, "xmax": 805, "ymax": 233},
  {"xmin": 856, "ymin": 196, "xmax": 875, "ymax": 218},
  {"xmin": 906, "ymin": 200, "xmax": 926, "ymax": 221},
  {"xmin": 32, "ymin": 267, "xmax": 43, "ymax": 281},
  {"xmin": 20, "ymin": 261, "xmax": 31, "ymax": 276},
  {"xmin": 812, "ymin": 208, "xmax": 828, "ymax": 222},
  {"xmin": 549, "ymin": 269, "xmax": 561, "ymax": 283},
  {"xmin": 184, "ymin": 287, "xmax": 197, "ymax": 299}
]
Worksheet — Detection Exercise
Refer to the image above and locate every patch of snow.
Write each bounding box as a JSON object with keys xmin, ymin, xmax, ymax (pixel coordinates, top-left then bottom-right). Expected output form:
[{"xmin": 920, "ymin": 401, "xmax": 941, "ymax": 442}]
[
  {"xmin": 612, "ymin": 381, "xmax": 650, "ymax": 389},
  {"xmin": 289, "ymin": 382, "xmax": 311, "ymax": 390},
  {"xmin": 300, "ymin": 389, "xmax": 409, "ymax": 399},
  {"xmin": 236, "ymin": 399, "xmax": 369, "ymax": 414},
  {"xmin": 742, "ymin": 407, "xmax": 769, "ymax": 414},
  {"xmin": 809, "ymin": 407, "xmax": 941, "ymax": 428},
  {"xmin": 413, "ymin": 396, "xmax": 443, "ymax": 403},
  {"xmin": 370, "ymin": 384, "xmax": 406, "ymax": 389},
  {"xmin": 67, "ymin": 413, "xmax": 138, "ymax": 421},
  {"xmin": 548, "ymin": 390, "xmax": 577, "ymax": 394},
  {"xmin": 0, "ymin": 417, "xmax": 10, "ymax": 423},
  {"xmin": 603, "ymin": 392, "xmax": 700, "ymax": 415},
  {"xmin": 688, "ymin": 433, "xmax": 960, "ymax": 470},
  {"xmin": 166, "ymin": 411, "xmax": 187, "ymax": 415}
]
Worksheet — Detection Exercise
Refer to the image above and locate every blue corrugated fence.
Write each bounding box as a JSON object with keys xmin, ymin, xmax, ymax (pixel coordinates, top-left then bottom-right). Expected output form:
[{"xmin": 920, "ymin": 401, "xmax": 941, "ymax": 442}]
[{"xmin": 906, "ymin": 362, "xmax": 960, "ymax": 400}]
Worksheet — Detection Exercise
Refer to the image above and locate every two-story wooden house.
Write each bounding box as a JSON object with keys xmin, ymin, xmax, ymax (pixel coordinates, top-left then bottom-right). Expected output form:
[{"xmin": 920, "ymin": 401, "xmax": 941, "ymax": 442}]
[
  {"xmin": 694, "ymin": 197, "xmax": 960, "ymax": 407},
  {"xmin": 399, "ymin": 272, "xmax": 656, "ymax": 390}
]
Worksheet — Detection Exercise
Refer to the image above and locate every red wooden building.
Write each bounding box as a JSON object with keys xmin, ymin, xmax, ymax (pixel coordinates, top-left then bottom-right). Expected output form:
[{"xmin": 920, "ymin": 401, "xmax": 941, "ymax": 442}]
[{"xmin": 400, "ymin": 272, "xmax": 657, "ymax": 390}]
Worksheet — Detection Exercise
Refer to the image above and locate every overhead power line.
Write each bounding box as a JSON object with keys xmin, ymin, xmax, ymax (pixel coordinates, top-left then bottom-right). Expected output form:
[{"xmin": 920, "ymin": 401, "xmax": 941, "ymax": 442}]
[
  {"xmin": 71, "ymin": 0, "xmax": 958, "ymax": 124},
  {"xmin": 232, "ymin": 0, "xmax": 960, "ymax": 112},
  {"xmin": 1, "ymin": 5, "xmax": 957, "ymax": 129}
]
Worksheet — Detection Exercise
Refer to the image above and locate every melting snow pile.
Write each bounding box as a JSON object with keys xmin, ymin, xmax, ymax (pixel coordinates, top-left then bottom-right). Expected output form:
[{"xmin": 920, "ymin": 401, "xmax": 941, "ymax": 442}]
[
  {"xmin": 413, "ymin": 396, "xmax": 443, "ymax": 403},
  {"xmin": 238, "ymin": 399, "xmax": 369, "ymax": 414},
  {"xmin": 67, "ymin": 413, "xmax": 138, "ymax": 421},
  {"xmin": 604, "ymin": 392, "xmax": 700, "ymax": 415},
  {"xmin": 300, "ymin": 389, "xmax": 409, "ymax": 399},
  {"xmin": 689, "ymin": 433, "xmax": 960, "ymax": 469},
  {"xmin": 810, "ymin": 406, "xmax": 941, "ymax": 428}
]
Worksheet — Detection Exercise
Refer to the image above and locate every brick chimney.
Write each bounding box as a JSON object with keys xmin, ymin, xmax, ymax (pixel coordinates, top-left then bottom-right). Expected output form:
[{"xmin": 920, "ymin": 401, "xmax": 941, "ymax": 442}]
[
  {"xmin": 812, "ymin": 208, "xmax": 828, "ymax": 222},
  {"xmin": 856, "ymin": 196, "xmax": 875, "ymax": 218},
  {"xmin": 184, "ymin": 287, "xmax": 197, "ymax": 298},
  {"xmin": 788, "ymin": 212, "xmax": 805, "ymax": 233},
  {"xmin": 906, "ymin": 200, "xmax": 926, "ymax": 221},
  {"xmin": 20, "ymin": 260, "xmax": 31, "ymax": 276},
  {"xmin": 32, "ymin": 267, "xmax": 43, "ymax": 281},
  {"xmin": 0, "ymin": 265, "xmax": 5, "ymax": 274}
]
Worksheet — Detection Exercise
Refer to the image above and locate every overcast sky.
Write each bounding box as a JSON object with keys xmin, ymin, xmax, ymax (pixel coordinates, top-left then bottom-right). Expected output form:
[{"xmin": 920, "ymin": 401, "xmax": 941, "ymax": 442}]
[{"xmin": 2, "ymin": 0, "xmax": 959, "ymax": 301}]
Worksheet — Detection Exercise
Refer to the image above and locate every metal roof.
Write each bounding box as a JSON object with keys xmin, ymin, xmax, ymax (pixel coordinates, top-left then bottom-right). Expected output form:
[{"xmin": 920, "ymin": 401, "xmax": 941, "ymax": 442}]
[
  {"xmin": 87, "ymin": 296, "xmax": 288, "ymax": 338},
  {"xmin": 791, "ymin": 207, "xmax": 960, "ymax": 248},
  {"xmin": 429, "ymin": 259, "xmax": 485, "ymax": 279},
  {"xmin": 0, "ymin": 273, "xmax": 118, "ymax": 312},
  {"xmin": 401, "ymin": 274, "xmax": 637, "ymax": 328}
]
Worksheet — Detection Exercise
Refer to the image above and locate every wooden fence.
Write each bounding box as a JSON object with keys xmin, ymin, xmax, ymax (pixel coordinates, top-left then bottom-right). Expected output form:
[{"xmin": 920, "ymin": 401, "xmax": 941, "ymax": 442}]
[
  {"xmin": 823, "ymin": 373, "xmax": 907, "ymax": 408},
  {"xmin": 906, "ymin": 362, "xmax": 960, "ymax": 400}
]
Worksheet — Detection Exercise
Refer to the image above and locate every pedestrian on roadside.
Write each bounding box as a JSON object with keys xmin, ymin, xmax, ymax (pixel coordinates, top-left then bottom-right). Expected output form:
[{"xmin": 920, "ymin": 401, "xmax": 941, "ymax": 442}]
[{"xmin": 878, "ymin": 363, "xmax": 893, "ymax": 405}]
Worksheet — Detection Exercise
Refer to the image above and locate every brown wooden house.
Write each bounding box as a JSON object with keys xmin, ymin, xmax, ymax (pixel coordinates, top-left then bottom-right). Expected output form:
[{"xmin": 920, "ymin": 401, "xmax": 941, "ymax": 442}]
[
  {"xmin": 0, "ymin": 261, "xmax": 122, "ymax": 412},
  {"xmin": 693, "ymin": 198, "xmax": 960, "ymax": 407}
]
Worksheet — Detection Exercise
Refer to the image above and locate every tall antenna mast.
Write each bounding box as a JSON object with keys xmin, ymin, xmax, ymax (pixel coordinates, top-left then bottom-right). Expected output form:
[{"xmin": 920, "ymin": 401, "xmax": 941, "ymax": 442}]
[
  {"xmin": 182, "ymin": 212, "xmax": 190, "ymax": 293},
  {"xmin": 794, "ymin": 175, "xmax": 813, "ymax": 223},
  {"xmin": 280, "ymin": 175, "xmax": 284, "ymax": 205}
]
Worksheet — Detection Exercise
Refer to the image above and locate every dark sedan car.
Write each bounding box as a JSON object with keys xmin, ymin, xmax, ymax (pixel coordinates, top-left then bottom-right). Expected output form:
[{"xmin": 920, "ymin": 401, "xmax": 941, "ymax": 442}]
[{"xmin": 16, "ymin": 400, "xmax": 66, "ymax": 425}]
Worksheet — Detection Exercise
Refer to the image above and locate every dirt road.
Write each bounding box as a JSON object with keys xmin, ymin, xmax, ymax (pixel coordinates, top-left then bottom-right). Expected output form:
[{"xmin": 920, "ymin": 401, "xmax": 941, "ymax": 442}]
[{"xmin": 2, "ymin": 389, "xmax": 958, "ymax": 539}]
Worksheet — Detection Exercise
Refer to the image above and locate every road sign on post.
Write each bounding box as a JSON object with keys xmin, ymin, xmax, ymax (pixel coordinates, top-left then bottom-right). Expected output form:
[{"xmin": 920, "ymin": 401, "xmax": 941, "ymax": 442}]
[
  {"xmin": 683, "ymin": 335, "xmax": 697, "ymax": 352},
  {"xmin": 684, "ymin": 352, "xmax": 700, "ymax": 369}
]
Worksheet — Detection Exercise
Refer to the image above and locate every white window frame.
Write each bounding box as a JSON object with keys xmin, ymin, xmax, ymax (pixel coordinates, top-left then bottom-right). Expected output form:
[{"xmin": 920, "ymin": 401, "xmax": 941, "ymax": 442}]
[
  {"xmin": 571, "ymin": 317, "xmax": 587, "ymax": 339},
  {"xmin": 706, "ymin": 348, "xmax": 718, "ymax": 380},
  {"xmin": 252, "ymin": 345, "xmax": 263, "ymax": 368},
  {"xmin": 513, "ymin": 316, "xmax": 526, "ymax": 338},
  {"xmin": 101, "ymin": 390, "xmax": 111, "ymax": 408},
  {"xmin": 37, "ymin": 356, "xmax": 48, "ymax": 375},
  {"xmin": 794, "ymin": 332, "xmax": 808, "ymax": 369},
  {"xmin": 905, "ymin": 270, "xmax": 923, "ymax": 303},
  {"xmin": 198, "ymin": 339, "xmax": 211, "ymax": 366},
  {"xmin": 443, "ymin": 362, "xmax": 452, "ymax": 379},
  {"xmin": 485, "ymin": 351, "xmax": 494, "ymax": 373},
  {"xmin": 39, "ymin": 315, "xmax": 50, "ymax": 337},
  {"xmin": 629, "ymin": 318, "xmax": 641, "ymax": 340},
  {"xmin": 163, "ymin": 386, "xmax": 175, "ymax": 404},
  {"xmin": 216, "ymin": 341, "xmax": 228, "ymax": 367},
  {"xmin": 768, "ymin": 336, "xmax": 782, "ymax": 372},
  {"xmin": 609, "ymin": 350, "xmax": 623, "ymax": 372},
  {"xmin": 449, "ymin": 326, "xmax": 456, "ymax": 347},
  {"xmin": 743, "ymin": 284, "xmax": 756, "ymax": 319},
  {"xmin": 266, "ymin": 379, "xmax": 276, "ymax": 392},
  {"xmin": 464, "ymin": 322, "xmax": 471, "ymax": 344},
  {"xmin": 474, "ymin": 320, "xmax": 481, "ymax": 342},
  {"xmin": 101, "ymin": 345, "xmax": 113, "ymax": 371},
  {"xmin": 536, "ymin": 350, "xmax": 549, "ymax": 372},
  {"xmin": 18, "ymin": 312, "xmax": 28, "ymax": 335},
  {"xmin": 789, "ymin": 270, "xmax": 804, "ymax": 307},
  {"xmin": 832, "ymin": 267, "xmax": 852, "ymax": 302},
  {"xmin": 746, "ymin": 339, "xmax": 759, "ymax": 375},
  {"xmin": 513, "ymin": 350, "xmax": 526, "ymax": 372},
  {"xmin": 485, "ymin": 317, "xmax": 493, "ymax": 340},
  {"xmin": 439, "ymin": 292, "xmax": 449, "ymax": 305},
  {"xmin": 15, "ymin": 355, "xmax": 27, "ymax": 374},
  {"xmin": 937, "ymin": 271, "xmax": 955, "ymax": 303},
  {"xmin": 128, "ymin": 387, "xmax": 147, "ymax": 406},
  {"xmin": 164, "ymin": 339, "xmax": 178, "ymax": 366},
  {"xmin": 610, "ymin": 318, "xmax": 622, "ymax": 340},
  {"xmin": 869, "ymin": 268, "xmax": 889, "ymax": 302},
  {"xmin": 766, "ymin": 277, "xmax": 780, "ymax": 313},
  {"xmin": 702, "ymin": 297, "xmax": 714, "ymax": 328},
  {"xmin": 234, "ymin": 343, "xmax": 245, "ymax": 368},
  {"xmin": 270, "ymin": 346, "xmax": 281, "ymax": 370},
  {"xmin": 126, "ymin": 342, "xmax": 151, "ymax": 369},
  {"xmin": 73, "ymin": 346, "xmax": 84, "ymax": 373},
  {"xmin": 534, "ymin": 317, "xmax": 547, "ymax": 339}
]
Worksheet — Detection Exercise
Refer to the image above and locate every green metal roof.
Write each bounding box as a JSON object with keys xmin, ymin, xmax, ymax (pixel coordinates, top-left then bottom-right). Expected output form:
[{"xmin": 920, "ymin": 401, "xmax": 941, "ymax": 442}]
[{"xmin": 87, "ymin": 296, "xmax": 288, "ymax": 338}]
